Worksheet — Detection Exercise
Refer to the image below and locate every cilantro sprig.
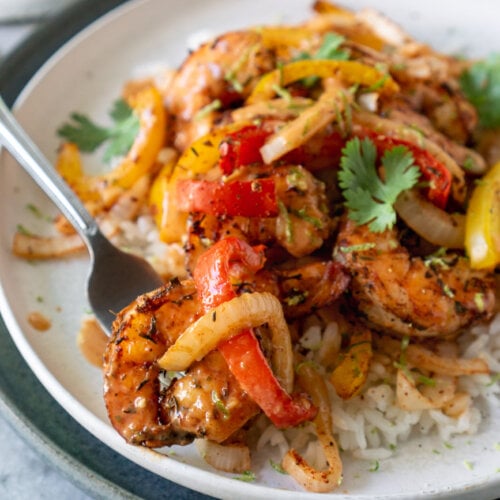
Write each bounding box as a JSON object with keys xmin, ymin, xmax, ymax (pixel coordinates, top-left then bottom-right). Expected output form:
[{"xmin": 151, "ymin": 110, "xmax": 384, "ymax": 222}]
[
  {"xmin": 339, "ymin": 137, "xmax": 420, "ymax": 232},
  {"xmin": 57, "ymin": 99, "xmax": 140, "ymax": 163},
  {"xmin": 460, "ymin": 54, "xmax": 500, "ymax": 128}
]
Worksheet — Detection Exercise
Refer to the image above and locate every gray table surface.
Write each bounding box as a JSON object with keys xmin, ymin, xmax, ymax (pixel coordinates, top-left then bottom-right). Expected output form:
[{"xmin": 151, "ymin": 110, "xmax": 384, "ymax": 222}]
[{"xmin": 0, "ymin": 12, "xmax": 93, "ymax": 500}]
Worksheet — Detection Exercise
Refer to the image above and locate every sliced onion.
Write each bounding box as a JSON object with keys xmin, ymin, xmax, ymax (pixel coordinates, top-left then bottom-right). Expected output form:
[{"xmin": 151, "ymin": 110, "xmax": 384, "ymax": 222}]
[
  {"xmin": 260, "ymin": 88, "xmax": 349, "ymax": 164},
  {"xmin": 12, "ymin": 232, "xmax": 84, "ymax": 259},
  {"xmin": 419, "ymin": 375, "xmax": 456, "ymax": 407},
  {"xmin": 395, "ymin": 189, "xmax": 465, "ymax": 248},
  {"xmin": 282, "ymin": 363, "xmax": 343, "ymax": 493},
  {"xmin": 231, "ymin": 97, "xmax": 313, "ymax": 123},
  {"xmin": 158, "ymin": 291, "xmax": 294, "ymax": 392},
  {"xmin": 406, "ymin": 344, "xmax": 489, "ymax": 376},
  {"xmin": 442, "ymin": 392, "xmax": 471, "ymax": 418},
  {"xmin": 396, "ymin": 369, "xmax": 438, "ymax": 411},
  {"xmin": 195, "ymin": 439, "xmax": 251, "ymax": 473}
]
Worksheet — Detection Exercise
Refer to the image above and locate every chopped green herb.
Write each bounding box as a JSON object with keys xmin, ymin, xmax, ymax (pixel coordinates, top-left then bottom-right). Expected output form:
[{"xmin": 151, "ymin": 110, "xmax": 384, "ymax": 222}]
[
  {"xmin": 271, "ymin": 83, "xmax": 293, "ymax": 102},
  {"xmin": 443, "ymin": 441, "xmax": 454, "ymax": 449},
  {"xmin": 338, "ymin": 137, "xmax": 420, "ymax": 232},
  {"xmin": 417, "ymin": 374, "xmax": 436, "ymax": 387},
  {"xmin": 194, "ymin": 99, "xmax": 222, "ymax": 121},
  {"xmin": 315, "ymin": 32, "xmax": 349, "ymax": 61},
  {"xmin": 369, "ymin": 460, "xmax": 380, "ymax": 472},
  {"xmin": 26, "ymin": 203, "xmax": 52, "ymax": 222},
  {"xmin": 494, "ymin": 442, "xmax": 500, "ymax": 451},
  {"xmin": 460, "ymin": 54, "xmax": 500, "ymax": 128},
  {"xmin": 293, "ymin": 208, "xmax": 324, "ymax": 228},
  {"xmin": 270, "ymin": 459, "xmax": 288, "ymax": 474},
  {"xmin": 234, "ymin": 470, "xmax": 256, "ymax": 482},
  {"xmin": 362, "ymin": 75, "xmax": 389, "ymax": 93},
  {"xmin": 424, "ymin": 247, "xmax": 450, "ymax": 269},
  {"xmin": 463, "ymin": 460, "xmax": 474, "ymax": 471},
  {"xmin": 211, "ymin": 390, "xmax": 230, "ymax": 419},
  {"xmin": 286, "ymin": 167, "xmax": 308, "ymax": 191},
  {"xmin": 278, "ymin": 200, "xmax": 293, "ymax": 243},
  {"xmin": 486, "ymin": 373, "xmax": 500, "ymax": 387},
  {"xmin": 474, "ymin": 292, "xmax": 485, "ymax": 312},
  {"xmin": 462, "ymin": 156, "xmax": 476, "ymax": 171},
  {"xmin": 285, "ymin": 290, "xmax": 308, "ymax": 306},
  {"xmin": 16, "ymin": 224, "xmax": 33, "ymax": 236},
  {"xmin": 339, "ymin": 242, "xmax": 376, "ymax": 253},
  {"xmin": 58, "ymin": 99, "xmax": 140, "ymax": 163}
]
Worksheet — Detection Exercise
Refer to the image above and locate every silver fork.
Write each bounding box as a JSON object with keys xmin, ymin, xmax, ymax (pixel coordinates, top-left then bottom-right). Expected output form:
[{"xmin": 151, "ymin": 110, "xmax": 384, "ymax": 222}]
[{"xmin": 0, "ymin": 96, "xmax": 164, "ymax": 334}]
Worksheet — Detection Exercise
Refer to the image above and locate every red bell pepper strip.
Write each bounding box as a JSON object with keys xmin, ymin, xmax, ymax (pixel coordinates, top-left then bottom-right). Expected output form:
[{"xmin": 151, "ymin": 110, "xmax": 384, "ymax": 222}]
[
  {"xmin": 193, "ymin": 237, "xmax": 317, "ymax": 428},
  {"xmin": 219, "ymin": 125, "xmax": 272, "ymax": 175},
  {"xmin": 176, "ymin": 178, "xmax": 278, "ymax": 217}
]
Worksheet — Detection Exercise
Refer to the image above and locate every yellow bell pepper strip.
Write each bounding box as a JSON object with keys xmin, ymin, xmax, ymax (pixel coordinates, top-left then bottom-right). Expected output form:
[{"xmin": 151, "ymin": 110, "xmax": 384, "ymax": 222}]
[
  {"xmin": 247, "ymin": 59, "xmax": 398, "ymax": 104},
  {"xmin": 94, "ymin": 86, "xmax": 166, "ymax": 193},
  {"xmin": 257, "ymin": 26, "xmax": 321, "ymax": 51},
  {"xmin": 56, "ymin": 86, "xmax": 166, "ymax": 209},
  {"xmin": 152, "ymin": 122, "xmax": 254, "ymax": 243},
  {"xmin": 465, "ymin": 161, "xmax": 500, "ymax": 269},
  {"xmin": 313, "ymin": 0, "xmax": 352, "ymax": 15},
  {"xmin": 194, "ymin": 237, "xmax": 317, "ymax": 428},
  {"xmin": 56, "ymin": 142, "xmax": 101, "ymax": 204},
  {"xmin": 330, "ymin": 325, "xmax": 372, "ymax": 399}
]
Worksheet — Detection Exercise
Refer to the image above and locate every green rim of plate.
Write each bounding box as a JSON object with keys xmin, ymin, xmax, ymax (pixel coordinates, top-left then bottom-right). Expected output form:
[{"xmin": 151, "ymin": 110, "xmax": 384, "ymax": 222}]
[{"xmin": 0, "ymin": 1, "xmax": 209, "ymax": 498}]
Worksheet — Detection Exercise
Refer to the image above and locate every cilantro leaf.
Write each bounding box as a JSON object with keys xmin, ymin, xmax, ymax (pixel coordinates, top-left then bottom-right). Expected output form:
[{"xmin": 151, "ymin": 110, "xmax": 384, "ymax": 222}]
[
  {"xmin": 314, "ymin": 32, "xmax": 349, "ymax": 61},
  {"xmin": 339, "ymin": 137, "xmax": 420, "ymax": 232},
  {"xmin": 460, "ymin": 54, "xmax": 500, "ymax": 128},
  {"xmin": 57, "ymin": 99, "xmax": 140, "ymax": 163},
  {"xmin": 295, "ymin": 32, "xmax": 349, "ymax": 87},
  {"xmin": 57, "ymin": 113, "xmax": 109, "ymax": 152}
]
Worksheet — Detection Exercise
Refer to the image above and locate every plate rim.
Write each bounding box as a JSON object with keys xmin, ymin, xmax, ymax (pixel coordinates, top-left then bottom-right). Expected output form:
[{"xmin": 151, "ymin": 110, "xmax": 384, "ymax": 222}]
[
  {"xmin": 0, "ymin": 0, "xmax": 498, "ymax": 498},
  {"xmin": 0, "ymin": 1, "xmax": 209, "ymax": 498}
]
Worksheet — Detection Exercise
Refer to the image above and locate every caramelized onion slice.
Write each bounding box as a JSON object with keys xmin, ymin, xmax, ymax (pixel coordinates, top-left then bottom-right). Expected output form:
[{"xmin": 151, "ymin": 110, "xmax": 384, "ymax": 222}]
[
  {"xmin": 282, "ymin": 363, "xmax": 343, "ymax": 493},
  {"xmin": 12, "ymin": 232, "xmax": 84, "ymax": 259},
  {"xmin": 158, "ymin": 292, "xmax": 294, "ymax": 392},
  {"xmin": 395, "ymin": 189, "xmax": 465, "ymax": 248},
  {"xmin": 406, "ymin": 344, "xmax": 489, "ymax": 376}
]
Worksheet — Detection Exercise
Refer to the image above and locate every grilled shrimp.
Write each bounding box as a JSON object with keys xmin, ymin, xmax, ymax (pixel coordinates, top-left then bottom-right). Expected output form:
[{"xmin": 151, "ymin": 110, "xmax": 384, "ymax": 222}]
[
  {"xmin": 185, "ymin": 163, "xmax": 331, "ymax": 270},
  {"xmin": 103, "ymin": 261, "xmax": 348, "ymax": 447},
  {"xmin": 103, "ymin": 278, "xmax": 259, "ymax": 447},
  {"xmin": 335, "ymin": 218, "xmax": 496, "ymax": 338},
  {"xmin": 166, "ymin": 31, "xmax": 275, "ymax": 150}
]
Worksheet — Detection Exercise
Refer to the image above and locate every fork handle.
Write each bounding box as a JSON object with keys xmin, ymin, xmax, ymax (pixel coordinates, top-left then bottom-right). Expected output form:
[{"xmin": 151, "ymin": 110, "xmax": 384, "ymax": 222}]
[{"xmin": 0, "ymin": 96, "xmax": 99, "ymax": 245}]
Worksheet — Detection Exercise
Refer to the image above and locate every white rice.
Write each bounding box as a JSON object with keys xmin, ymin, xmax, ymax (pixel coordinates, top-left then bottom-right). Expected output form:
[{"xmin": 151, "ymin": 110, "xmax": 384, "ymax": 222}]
[{"xmin": 258, "ymin": 310, "xmax": 500, "ymax": 464}]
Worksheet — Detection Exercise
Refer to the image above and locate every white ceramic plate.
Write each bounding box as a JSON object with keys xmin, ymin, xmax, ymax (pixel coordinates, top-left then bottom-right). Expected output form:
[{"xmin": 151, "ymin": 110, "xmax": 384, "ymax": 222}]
[{"xmin": 0, "ymin": 1, "xmax": 499, "ymax": 498}]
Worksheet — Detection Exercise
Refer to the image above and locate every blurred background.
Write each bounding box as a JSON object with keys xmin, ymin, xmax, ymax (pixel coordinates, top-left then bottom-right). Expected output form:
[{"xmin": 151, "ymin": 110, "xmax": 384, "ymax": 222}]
[{"xmin": 0, "ymin": 0, "xmax": 77, "ymax": 22}]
